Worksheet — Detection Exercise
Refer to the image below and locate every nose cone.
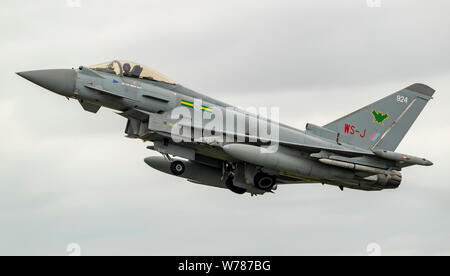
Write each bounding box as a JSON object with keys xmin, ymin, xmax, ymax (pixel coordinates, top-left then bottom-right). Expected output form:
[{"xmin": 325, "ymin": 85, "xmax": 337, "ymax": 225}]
[{"xmin": 17, "ymin": 69, "xmax": 76, "ymax": 97}]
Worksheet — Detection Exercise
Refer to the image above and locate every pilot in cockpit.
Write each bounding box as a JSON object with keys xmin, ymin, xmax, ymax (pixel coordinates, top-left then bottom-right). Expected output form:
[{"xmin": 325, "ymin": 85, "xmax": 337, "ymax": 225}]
[
  {"xmin": 123, "ymin": 63, "xmax": 131, "ymax": 76},
  {"xmin": 130, "ymin": 65, "xmax": 143, "ymax": 78},
  {"xmin": 88, "ymin": 61, "xmax": 177, "ymax": 84}
]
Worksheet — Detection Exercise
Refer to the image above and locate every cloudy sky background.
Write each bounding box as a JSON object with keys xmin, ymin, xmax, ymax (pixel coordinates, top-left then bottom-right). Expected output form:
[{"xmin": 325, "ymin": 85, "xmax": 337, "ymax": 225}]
[{"xmin": 1, "ymin": 0, "xmax": 449, "ymax": 255}]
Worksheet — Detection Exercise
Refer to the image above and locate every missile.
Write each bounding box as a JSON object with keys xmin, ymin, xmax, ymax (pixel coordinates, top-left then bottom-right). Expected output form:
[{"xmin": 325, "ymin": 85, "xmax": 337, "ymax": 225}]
[
  {"xmin": 318, "ymin": 158, "xmax": 391, "ymax": 175},
  {"xmin": 144, "ymin": 156, "xmax": 226, "ymax": 189}
]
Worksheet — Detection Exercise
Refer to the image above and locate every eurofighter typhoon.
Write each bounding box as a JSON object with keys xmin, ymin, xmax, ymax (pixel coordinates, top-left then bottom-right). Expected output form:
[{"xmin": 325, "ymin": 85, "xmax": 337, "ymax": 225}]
[{"xmin": 17, "ymin": 60, "xmax": 434, "ymax": 195}]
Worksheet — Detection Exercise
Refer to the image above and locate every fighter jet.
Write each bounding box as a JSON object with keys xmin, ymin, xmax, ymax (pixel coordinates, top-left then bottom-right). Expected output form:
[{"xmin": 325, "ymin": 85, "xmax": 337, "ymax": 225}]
[{"xmin": 17, "ymin": 60, "xmax": 434, "ymax": 195}]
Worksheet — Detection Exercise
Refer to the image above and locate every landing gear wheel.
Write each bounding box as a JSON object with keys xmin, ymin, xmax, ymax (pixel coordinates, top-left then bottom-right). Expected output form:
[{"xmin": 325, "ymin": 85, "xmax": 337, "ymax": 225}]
[
  {"xmin": 225, "ymin": 175, "xmax": 246, "ymax": 195},
  {"xmin": 254, "ymin": 172, "xmax": 276, "ymax": 190},
  {"xmin": 170, "ymin": 161, "xmax": 185, "ymax": 176}
]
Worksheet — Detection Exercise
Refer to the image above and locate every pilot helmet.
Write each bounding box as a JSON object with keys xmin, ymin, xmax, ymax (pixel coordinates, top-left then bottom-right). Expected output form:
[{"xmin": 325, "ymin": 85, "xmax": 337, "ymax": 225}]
[{"xmin": 123, "ymin": 63, "xmax": 131, "ymax": 73}]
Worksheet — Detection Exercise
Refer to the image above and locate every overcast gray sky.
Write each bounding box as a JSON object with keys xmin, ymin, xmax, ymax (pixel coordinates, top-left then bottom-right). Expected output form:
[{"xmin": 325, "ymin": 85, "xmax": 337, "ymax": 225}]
[{"xmin": 1, "ymin": 0, "xmax": 449, "ymax": 255}]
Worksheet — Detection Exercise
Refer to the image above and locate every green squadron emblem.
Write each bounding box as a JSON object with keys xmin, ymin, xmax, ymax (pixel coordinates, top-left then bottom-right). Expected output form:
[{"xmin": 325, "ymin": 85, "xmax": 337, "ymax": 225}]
[{"xmin": 371, "ymin": 110, "xmax": 389, "ymax": 125}]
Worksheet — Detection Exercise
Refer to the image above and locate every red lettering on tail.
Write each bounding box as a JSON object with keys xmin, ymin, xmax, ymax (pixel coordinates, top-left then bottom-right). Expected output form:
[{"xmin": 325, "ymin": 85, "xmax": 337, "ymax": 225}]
[{"xmin": 344, "ymin": 123, "xmax": 367, "ymax": 139}]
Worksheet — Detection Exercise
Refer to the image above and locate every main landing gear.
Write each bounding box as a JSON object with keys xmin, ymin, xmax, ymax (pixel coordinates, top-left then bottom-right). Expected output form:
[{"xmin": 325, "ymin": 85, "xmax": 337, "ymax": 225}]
[{"xmin": 253, "ymin": 172, "xmax": 276, "ymax": 191}]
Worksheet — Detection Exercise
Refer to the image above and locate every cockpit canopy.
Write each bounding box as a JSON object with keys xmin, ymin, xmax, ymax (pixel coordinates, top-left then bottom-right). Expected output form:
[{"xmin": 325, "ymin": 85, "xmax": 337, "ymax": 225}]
[{"xmin": 88, "ymin": 60, "xmax": 177, "ymax": 85}]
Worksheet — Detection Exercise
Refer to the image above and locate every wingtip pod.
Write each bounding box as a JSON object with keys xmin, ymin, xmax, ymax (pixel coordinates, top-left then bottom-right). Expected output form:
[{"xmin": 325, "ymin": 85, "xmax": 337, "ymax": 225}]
[
  {"xmin": 406, "ymin": 83, "xmax": 435, "ymax": 97},
  {"xmin": 372, "ymin": 149, "xmax": 433, "ymax": 166}
]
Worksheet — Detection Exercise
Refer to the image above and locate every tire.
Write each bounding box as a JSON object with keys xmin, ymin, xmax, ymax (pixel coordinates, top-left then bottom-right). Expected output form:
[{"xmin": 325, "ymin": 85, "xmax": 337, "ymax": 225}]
[
  {"xmin": 254, "ymin": 172, "xmax": 276, "ymax": 190},
  {"xmin": 225, "ymin": 176, "xmax": 246, "ymax": 195},
  {"xmin": 170, "ymin": 161, "xmax": 185, "ymax": 176}
]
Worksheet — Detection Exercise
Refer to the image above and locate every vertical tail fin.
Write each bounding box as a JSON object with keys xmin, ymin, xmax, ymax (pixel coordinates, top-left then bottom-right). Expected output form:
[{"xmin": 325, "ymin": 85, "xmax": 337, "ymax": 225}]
[{"xmin": 323, "ymin": 83, "xmax": 435, "ymax": 151}]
